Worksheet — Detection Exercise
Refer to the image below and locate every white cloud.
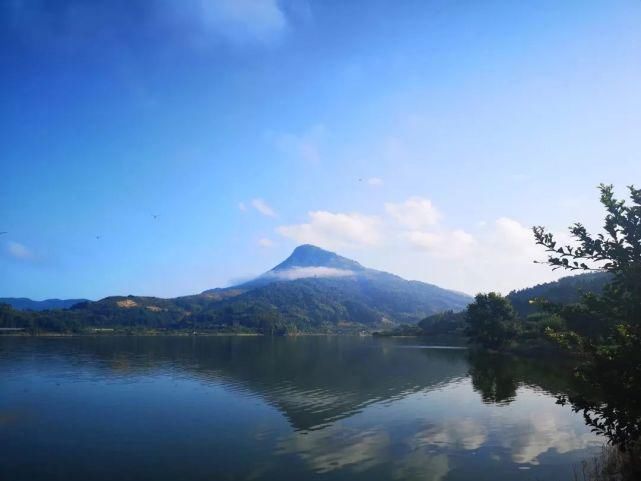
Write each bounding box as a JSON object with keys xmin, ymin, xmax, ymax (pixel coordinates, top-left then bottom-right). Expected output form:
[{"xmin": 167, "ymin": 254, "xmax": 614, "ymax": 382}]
[
  {"xmin": 367, "ymin": 177, "xmax": 384, "ymax": 186},
  {"xmin": 6, "ymin": 241, "xmax": 34, "ymax": 261},
  {"xmin": 404, "ymin": 229, "xmax": 476, "ymax": 259},
  {"xmin": 494, "ymin": 391, "xmax": 601, "ymax": 465},
  {"xmin": 266, "ymin": 266, "xmax": 354, "ymax": 281},
  {"xmin": 494, "ymin": 217, "xmax": 536, "ymax": 253},
  {"xmin": 404, "ymin": 231, "xmax": 441, "ymax": 250},
  {"xmin": 271, "ymin": 124, "xmax": 326, "ymax": 164},
  {"xmin": 277, "ymin": 211, "xmax": 382, "ymax": 249},
  {"xmin": 414, "ymin": 418, "xmax": 487, "ymax": 451},
  {"xmin": 251, "ymin": 198, "xmax": 276, "ymax": 217},
  {"xmin": 258, "ymin": 237, "xmax": 274, "ymax": 248},
  {"xmin": 277, "ymin": 424, "xmax": 390, "ymax": 474},
  {"xmin": 392, "ymin": 216, "xmax": 564, "ymax": 294},
  {"xmin": 385, "ymin": 197, "xmax": 441, "ymax": 229},
  {"xmin": 272, "ymin": 198, "xmax": 566, "ymax": 294},
  {"xmin": 199, "ymin": 0, "xmax": 288, "ymax": 43},
  {"xmin": 277, "ymin": 422, "xmax": 450, "ymax": 480}
]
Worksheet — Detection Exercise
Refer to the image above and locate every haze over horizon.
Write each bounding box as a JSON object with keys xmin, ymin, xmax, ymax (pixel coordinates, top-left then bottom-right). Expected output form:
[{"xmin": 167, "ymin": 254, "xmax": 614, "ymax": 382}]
[{"xmin": 2, "ymin": 0, "xmax": 640, "ymax": 300}]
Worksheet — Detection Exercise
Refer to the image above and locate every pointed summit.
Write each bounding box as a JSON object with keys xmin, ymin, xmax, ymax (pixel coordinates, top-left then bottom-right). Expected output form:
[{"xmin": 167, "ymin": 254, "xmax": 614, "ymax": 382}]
[
  {"xmin": 271, "ymin": 245, "xmax": 364, "ymax": 272},
  {"xmin": 208, "ymin": 243, "xmax": 471, "ymax": 325}
]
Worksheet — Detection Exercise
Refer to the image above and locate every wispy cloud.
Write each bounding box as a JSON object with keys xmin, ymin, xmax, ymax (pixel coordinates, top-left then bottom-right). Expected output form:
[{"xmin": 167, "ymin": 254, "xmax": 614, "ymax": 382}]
[
  {"xmin": 5, "ymin": 241, "xmax": 35, "ymax": 261},
  {"xmin": 2, "ymin": 0, "xmax": 295, "ymax": 48},
  {"xmin": 257, "ymin": 237, "xmax": 274, "ymax": 248},
  {"xmin": 277, "ymin": 423, "xmax": 391, "ymax": 474},
  {"xmin": 367, "ymin": 177, "xmax": 384, "ymax": 187},
  {"xmin": 266, "ymin": 266, "xmax": 354, "ymax": 281},
  {"xmin": 277, "ymin": 211, "xmax": 382, "ymax": 249},
  {"xmin": 199, "ymin": 0, "xmax": 289, "ymax": 44},
  {"xmin": 270, "ymin": 124, "xmax": 326, "ymax": 164},
  {"xmin": 252, "ymin": 198, "xmax": 277, "ymax": 217}
]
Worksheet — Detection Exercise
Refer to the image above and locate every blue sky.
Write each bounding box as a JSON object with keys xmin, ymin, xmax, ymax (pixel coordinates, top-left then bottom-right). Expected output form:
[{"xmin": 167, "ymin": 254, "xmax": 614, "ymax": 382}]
[{"xmin": 2, "ymin": 0, "xmax": 640, "ymax": 300}]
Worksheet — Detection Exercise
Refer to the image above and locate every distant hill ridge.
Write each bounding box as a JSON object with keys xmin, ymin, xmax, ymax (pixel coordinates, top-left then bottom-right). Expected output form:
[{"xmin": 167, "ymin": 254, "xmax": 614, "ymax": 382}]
[
  {"xmin": 12, "ymin": 245, "xmax": 472, "ymax": 332},
  {"xmin": 0, "ymin": 298, "xmax": 88, "ymax": 311},
  {"xmin": 507, "ymin": 272, "xmax": 611, "ymax": 317},
  {"xmin": 1, "ymin": 248, "xmax": 614, "ymax": 334}
]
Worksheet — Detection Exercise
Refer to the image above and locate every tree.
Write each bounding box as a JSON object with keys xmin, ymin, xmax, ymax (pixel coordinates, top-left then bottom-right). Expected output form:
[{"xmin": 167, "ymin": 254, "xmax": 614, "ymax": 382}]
[
  {"xmin": 418, "ymin": 310, "xmax": 466, "ymax": 336},
  {"xmin": 533, "ymin": 184, "xmax": 641, "ymax": 451},
  {"xmin": 465, "ymin": 293, "xmax": 518, "ymax": 350},
  {"xmin": 468, "ymin": 351, "xmax": 519, "ymax": 405}
]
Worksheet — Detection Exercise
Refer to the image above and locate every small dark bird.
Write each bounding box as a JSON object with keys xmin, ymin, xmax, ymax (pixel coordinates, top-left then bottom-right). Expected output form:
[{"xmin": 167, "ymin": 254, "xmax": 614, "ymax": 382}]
[
  {"xmin": 95, "ymin": 235, "xmax": 102, "ymax": 240},
  {"xmin": 358, "ymin": 178, "xmax": 363, "ymax": 182},
  {"xmin": 0, "ymin": 232, "xmax": 7, "ymax": 235},
  {"xmin": 152, "ymin": 214, "xmax": 159, "ymax": 219}
]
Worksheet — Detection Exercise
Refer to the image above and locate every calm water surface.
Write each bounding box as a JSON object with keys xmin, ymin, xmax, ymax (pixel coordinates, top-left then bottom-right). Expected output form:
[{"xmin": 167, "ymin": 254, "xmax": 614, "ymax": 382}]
[{"xmin": 0, "ymin": 336, "xmax": 603, "ymax": 481}]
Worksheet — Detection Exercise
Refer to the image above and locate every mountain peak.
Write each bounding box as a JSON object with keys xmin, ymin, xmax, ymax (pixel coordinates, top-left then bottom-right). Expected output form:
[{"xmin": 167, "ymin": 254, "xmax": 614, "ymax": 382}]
[{"xmin": 271, "ymin": 244, "xmax": 364, "ymax": 272}]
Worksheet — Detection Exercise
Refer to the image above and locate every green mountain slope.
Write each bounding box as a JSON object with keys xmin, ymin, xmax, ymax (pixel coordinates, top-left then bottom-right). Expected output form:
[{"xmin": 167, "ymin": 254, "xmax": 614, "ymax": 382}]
[
  {"xmin": 507, "ymin": 272, "xmax": 611, "ymax": 317},
  {"xmin": 196, "ymin": 245, "xmax": 472, "ymax": 330},
  {"xmin": 1, "ymin": 245, "xmax": 472, "ymax": 333}
]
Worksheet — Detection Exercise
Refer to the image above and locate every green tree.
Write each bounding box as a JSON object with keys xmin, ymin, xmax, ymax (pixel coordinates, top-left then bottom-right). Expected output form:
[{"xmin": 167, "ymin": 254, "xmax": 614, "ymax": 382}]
[
  {"xmin": 468, "ymin": 351, "xmax": 519, "ymax": 405},
  {"xmin": 465, "ymin": 293, "xmax": 518, "ymax": 349},
  {"xmin": 534, "ymin": 184, "xmax": 641, "ymax": 451}
]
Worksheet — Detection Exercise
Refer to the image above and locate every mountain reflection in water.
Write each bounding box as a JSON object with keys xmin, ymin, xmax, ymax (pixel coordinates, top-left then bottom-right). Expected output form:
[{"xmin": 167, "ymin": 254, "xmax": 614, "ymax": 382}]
[{"xmin": 0, "ymin": 336, "xmax": 603, "ymax": 481}]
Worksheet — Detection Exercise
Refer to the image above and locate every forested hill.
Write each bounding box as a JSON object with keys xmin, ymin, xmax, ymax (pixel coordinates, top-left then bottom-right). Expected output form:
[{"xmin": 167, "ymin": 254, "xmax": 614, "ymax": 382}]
[
  {"xmin": 507, "ymin": 272, "xmax": 611, "ymax": 317},
  {"xmin": 0, "ymin": 298, "xmax": 88, "ymax": 311},
  {"xmin": 0, "ymin": 245, "xmax": 472, "ymax": 333},
  {"xmin": 379, "ymin": 271, "xmax": 613, "ymax": 339}
]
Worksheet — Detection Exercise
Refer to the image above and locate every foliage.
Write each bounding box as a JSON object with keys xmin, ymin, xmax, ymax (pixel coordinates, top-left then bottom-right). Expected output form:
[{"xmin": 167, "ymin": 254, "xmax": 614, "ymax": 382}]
[
  {"xmin": 375, "ymin": 310, "xmax": 468, "ymax": 337},
  {"xmin": 0, "ymin": 303, "xmax": 81, "ymax": 333},
  {"xmin": 571, "ymin": 444, "xmax": 641, "ymax": 481},
  {"xmin": 534, "ymin": 184, "xmax": 641, "ymax": 450},
  {"xmin": 467, "ymin": 350, "xmax": 582, "ymax": 407},
  {"xmin": 418, "ymin": 310, "xmax": 467, "ymax": 335},
  {"xmin": 465, "ymin": 293, "xmax": 518, "ymax": 350},
  {"xmin": 373, "ymin": 324, "xmax": 423, "ymax": 337},
  {"xmin": 507, "ymin": 272, "xmax": 610, "ymax": 317}
]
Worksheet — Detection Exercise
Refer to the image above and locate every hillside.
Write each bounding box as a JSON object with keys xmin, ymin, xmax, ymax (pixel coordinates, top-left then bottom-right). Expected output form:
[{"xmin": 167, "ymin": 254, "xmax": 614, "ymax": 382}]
[
  {"xmin": 507, "ymin": 272, "xmax": 611, "ymax": 317},
  {"xmin": 197, "ymin": 245, "xmax": 472, "ymax": 330},
  {"xmin": 1, "ymin": 245, "xmax": 472, "ymax": 333},
  {"xmin": 377, "ymin": 272, "xmax": 614, "ymax": 339},
  {"xmin": 0, "ymin": 297, "xmax": 88, "ymax": 311}
]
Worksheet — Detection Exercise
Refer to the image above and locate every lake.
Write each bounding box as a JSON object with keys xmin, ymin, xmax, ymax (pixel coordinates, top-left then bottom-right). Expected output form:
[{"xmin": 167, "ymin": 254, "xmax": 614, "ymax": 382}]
[{"xmin": 0, "ymin": 336, "xmax": 604, "ymax": 481}]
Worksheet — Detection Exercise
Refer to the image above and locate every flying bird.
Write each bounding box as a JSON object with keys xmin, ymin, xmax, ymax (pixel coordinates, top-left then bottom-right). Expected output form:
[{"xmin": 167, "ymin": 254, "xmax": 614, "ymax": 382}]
[
  {"xmin": 95, "ymin": 235, "xmax": 102, "ymax": 240},
  {"xmin": 0, "ymin": 232, "xmax": 7, "ymax": 235},
  {"xmin": 152, "ymin": 214, "xmax": 160, "ymax": 219}
]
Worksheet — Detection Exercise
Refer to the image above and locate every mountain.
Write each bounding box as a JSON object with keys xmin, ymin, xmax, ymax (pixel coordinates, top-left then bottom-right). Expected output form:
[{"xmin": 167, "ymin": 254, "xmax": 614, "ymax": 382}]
[
  {"xmin": 507, "ymin": 272, "xmax": 611, "ymax": 317},
  {"xmin": 204, "ymin": 244, "xmax": 366, "ymax": 291},
  {"xmin": 271, "ymin": 244, "xmax": 365, "ymax": 272},
  {"xmin": 0, "ymin": 297, "xmax": 88, "ymax": 311},
  {"xmin": 194, "ymin": 244, "xmax": 472, "ymax": 330},
  {"xmin": 1, "ymin": 245, "xmax": 472, "ymax": 333}
]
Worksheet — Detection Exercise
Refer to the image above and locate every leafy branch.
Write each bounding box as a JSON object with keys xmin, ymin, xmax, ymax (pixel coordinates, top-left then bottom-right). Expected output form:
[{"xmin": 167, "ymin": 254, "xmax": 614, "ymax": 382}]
[{"xmin": 533, "ymin": 184, "xmax": 641, "ymax": 272}]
